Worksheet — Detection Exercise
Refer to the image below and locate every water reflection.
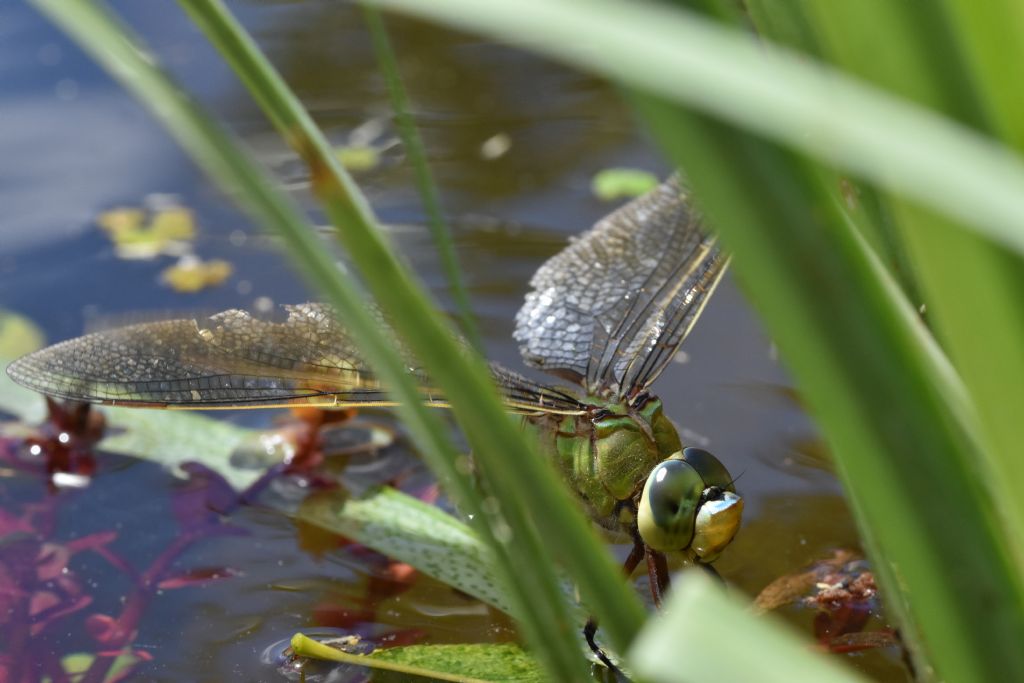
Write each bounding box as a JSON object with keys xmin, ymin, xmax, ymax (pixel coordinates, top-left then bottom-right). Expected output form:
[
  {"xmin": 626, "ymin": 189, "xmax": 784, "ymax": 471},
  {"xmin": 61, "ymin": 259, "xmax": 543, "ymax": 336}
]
[{"xmin": 254, "ymin": 1, "xmax": 634, "ymax": 198}]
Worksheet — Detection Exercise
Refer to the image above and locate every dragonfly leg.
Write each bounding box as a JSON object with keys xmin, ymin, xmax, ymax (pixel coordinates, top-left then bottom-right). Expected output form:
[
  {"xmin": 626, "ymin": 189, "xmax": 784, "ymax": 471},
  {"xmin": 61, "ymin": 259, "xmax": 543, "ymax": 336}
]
[
  {"xmin": 584, "ymin": 537, "xmax": 647, "ymax": 670},
  {"xmin": 584, "ymin": 618, "xmax": 618, "ymax": 672},
  {"xmin": 646, "ymin": 547, "xmax": 671, "ymax": 608}
]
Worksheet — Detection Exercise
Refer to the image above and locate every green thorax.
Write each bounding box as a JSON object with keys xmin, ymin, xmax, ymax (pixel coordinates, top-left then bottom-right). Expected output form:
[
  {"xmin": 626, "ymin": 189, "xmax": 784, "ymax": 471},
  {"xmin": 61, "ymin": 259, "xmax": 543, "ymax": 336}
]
[{"xmin": 525, "ymin": 395, "xmax": 682, "ymax": 527}]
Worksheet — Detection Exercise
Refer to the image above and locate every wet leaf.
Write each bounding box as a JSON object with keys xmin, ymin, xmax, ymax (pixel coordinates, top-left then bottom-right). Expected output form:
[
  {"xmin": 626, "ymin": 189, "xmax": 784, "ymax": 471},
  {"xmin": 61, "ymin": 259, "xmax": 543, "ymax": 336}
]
[
  {"xmin": 97, "ymin": 412, "xmax": 261, "ymax": 489},
  {"xmin": 591, "ymin": 168, "xmax": 658, "ymax": 201},
  {"xmin": 296, "ymin": 487, "xmax": 513, "ymax": 613},
  {"xmin": 370, "ymin": 642, "xmax": 544, "ymax": 682},
  {"xmin": 291, "ymin": 633, "xmax": 542, "ymax": 683}
]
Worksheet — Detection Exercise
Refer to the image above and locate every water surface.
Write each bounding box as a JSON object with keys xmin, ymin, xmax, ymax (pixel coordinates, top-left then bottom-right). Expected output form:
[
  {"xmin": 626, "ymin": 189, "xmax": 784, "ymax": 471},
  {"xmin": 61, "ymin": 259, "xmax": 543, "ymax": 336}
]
[{"xmin": 0, "ymin": 1, "xmax": 907, "ymax": 680}]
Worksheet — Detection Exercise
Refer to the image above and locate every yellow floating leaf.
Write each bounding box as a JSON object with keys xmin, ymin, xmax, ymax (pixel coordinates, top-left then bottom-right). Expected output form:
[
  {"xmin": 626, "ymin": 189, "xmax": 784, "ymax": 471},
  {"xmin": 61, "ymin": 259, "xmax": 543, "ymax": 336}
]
[
  {"xmin": 96, "ymin": 208, "xmax": 145, "ymax": 236},
  {"xmin": 161, "ymin": 257, "xmax": 233, "ymax": 293},
  {"xmin": 336, "ymin": 145, "xmax": 381, "ymax": 172},
  {"xmin": 149, "ymin": 206, "xmax": 196, "ymax": 241}
]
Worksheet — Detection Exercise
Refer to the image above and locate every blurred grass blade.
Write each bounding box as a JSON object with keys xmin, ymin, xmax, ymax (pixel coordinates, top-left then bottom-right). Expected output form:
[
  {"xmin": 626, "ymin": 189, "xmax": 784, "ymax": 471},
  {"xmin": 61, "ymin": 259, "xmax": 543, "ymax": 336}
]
[
  {"xmin": 941, "ymin": 0, "xmax": 1024, "ymax": 149},
  {"xmin": 798, "ymin": 0, "xmax": 987, "ymax": 127},
  {"xmin": 637, "ymin": 96, "xmax": 1024, "ymax": 682},
  {"xmin": 360, "ymin": 3, "xmax": 482, "ymax": 351},
  {"xmin": 28, "ymin": 1, "xmax": 590, "ymax": 678},
  {"xmin": 628, "ymin": 570, "xmax": 868, "ymax": 683},
  {"xmin": 27, "ymin": 0, "xmax": 465, "ymax": 515},
  {"xmin": 740, "ymin": 3, "xmax": 926, "ymax": 308},
  {"xmin": 795, "ymin": 0, "xmax": 1024, "ymax": 568},
  {"xmin": 32, "ymin": 0, "xmax": 646, "ymax": 676},
  {"xmin": 179, "ymin": 0, "xmax": 648, "ymax": 673},
  {"xmin": 741, "ymin": 0, "xmax": 823, "ymax": 55},
  {"xmin": 370, "ymin": 0, "xmax": 1024, "ymax": 259},
  {"xmin": 176, "ymin": 0, "xmax": 645, "ymax": 668}
]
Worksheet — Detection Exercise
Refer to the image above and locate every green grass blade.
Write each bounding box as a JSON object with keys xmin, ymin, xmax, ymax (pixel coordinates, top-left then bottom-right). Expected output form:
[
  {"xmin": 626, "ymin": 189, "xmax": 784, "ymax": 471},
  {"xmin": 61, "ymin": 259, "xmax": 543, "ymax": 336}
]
[
  {"xmin": 799, "ymin": 0, "xmax": 987, "ymax": 127},
  {"xmin": 369, "ymin": 0, "xmax": 1024, "ymax": 260},
  {"xmin": 180, "ymin": 0, "xmax": 647, "ymax": 672},
  {"xmin": 360, "ymin": 3, "xmax": 482, "ymax": 351},
  {"xmin": 795, "ymin": 0, "xmax": 1024, "ymax": 570},
  {"xmin": 741, "ymin": 3, "xmax": 927, "ymax": 308},
  {"xmin": 742, "ymin": 0, "xmax": 823, "ymax": 55},
  {"xmin": 175, "ymin": 1, "xmax": 644, "ymax": 672},
  {"xmin": 28, "ymin": 1, "xmax": 613, "ymax": 678},
  {"xmin": 636, "ymin": 95, "xmax": 1024, "ymax": 682},
  {"xmin": 27, "ymin": 0, "xmax": 463, "ymax": 506},
  {"xmin": 941, "ymin": 0, "xmax": 1024, "ymax": 149}
]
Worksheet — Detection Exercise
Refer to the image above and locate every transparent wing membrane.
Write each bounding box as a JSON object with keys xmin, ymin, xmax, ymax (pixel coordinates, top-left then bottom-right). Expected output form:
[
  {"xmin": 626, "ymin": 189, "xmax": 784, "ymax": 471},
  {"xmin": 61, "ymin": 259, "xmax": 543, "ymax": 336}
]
[
  {"xmin": 6, "ymin": 304, "xmax": 403, "ymax": 408},
  {"xmin": 513, "ymin": 175, "xmax": 726, "ymax": 399},
  {"xmin": 7, "ymin": 303, "xmax": 585, "ymax": 413},
  {"xmin": 9, "ymin": 175, "xmax": 725, "ymax": 411}
]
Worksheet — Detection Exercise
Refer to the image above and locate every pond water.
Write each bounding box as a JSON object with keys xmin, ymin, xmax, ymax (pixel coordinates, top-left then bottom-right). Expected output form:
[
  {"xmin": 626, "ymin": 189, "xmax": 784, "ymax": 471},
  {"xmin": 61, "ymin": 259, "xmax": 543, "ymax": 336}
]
[{"xmin": 0, "ymin": 1, "xmax": 910, "ymax": 681}]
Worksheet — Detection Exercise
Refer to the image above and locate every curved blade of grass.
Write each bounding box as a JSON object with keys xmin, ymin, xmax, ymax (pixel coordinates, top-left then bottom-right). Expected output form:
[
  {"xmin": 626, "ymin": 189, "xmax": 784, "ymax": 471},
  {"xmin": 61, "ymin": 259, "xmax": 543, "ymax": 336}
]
[
  {"xmin": 27, "ymin": 0, "xmax": 469, "ymax": 516},
  {"xmin": 27, "ymin": 3, "xmax": 586, "ymax": 679},
  {"xmin": 940, "ymin": 0, "xmax": 1024, "ymax": 150},
  {"xmin": 796, "ymin": 0, "xmax": 1024, "ymax": 568},
  {"xmin": 628, "ymin": 570, "xmax": 868, "ymax": 683},
  {"xmin": 368, "ymin": 0, "xmax": 1024, "ymax": 260},
  {"xmin": 741, "ymin": 0, "xmax": 824, "ymax": 55},
  {"xmin": 637, "ymin": 96, "xmax": 1024, "ymax": 682},
  {"xmin": 175, "ymin": 0, "xmax": 640, "ymax": 671},
  {"xmin": 176, "ymin": 0, "xmax": 646, "ymax": 669},
  {"xmin": 360, "ymin": 3, "xmax": 481, "ymax": 351},
  {"xmin": 32, "ymin": 0, "xmax": 646, "ymax": 675}
]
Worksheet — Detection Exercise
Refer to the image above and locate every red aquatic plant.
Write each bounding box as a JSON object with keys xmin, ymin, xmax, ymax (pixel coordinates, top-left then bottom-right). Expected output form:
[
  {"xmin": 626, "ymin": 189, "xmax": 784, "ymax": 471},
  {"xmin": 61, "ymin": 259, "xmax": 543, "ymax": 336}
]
[
  {"xmin": 0, "ymin": 414, "xmax": 244, "ymax": 683},
  {"xmin": 1, "ymin": 399, "xmax": 413, "ymax": 682}
]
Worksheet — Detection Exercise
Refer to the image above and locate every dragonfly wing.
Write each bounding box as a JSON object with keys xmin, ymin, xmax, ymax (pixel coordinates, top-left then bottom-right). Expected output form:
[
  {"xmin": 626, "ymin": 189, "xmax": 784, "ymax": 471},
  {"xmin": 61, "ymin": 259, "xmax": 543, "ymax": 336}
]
[
  {"xmin": 514, "ymin": 175, "xmax": 727, "ymax": 399},
  {"xmin": 488, "ymin": 362, "xmax": 587, "ymax": 415},
  {"xmin": 6, "ymin": 303, "xmax": 433, "ymax": 409}
]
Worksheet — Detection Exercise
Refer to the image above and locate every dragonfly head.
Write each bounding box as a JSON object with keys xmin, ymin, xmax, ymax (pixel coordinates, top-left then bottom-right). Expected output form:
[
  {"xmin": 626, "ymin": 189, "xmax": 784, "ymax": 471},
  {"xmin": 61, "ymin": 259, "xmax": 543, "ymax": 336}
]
[{"xmin": 636, "ymin": 447, "xmax": 743, "ymax": 561}]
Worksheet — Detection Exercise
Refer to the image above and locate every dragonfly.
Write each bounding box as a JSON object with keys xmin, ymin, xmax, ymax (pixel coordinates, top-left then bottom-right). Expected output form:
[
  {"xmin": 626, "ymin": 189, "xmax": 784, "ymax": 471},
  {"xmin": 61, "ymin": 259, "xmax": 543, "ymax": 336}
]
[{"xmin": 7, "ymin": 175, "xmax": 742, "ymax": 614}]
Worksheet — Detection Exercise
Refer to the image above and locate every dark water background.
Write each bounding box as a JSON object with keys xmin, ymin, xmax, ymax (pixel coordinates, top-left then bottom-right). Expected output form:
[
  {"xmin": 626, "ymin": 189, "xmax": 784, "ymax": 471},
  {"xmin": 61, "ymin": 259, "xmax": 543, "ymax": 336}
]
[{"xmin": 0, "ymin": 1, "xmax": 908, "ymax": 680}]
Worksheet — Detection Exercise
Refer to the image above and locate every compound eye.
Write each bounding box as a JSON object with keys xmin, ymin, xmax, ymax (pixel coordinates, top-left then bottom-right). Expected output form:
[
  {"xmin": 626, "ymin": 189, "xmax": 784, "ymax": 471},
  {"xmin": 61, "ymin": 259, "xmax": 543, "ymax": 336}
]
[
  {"xmin": 637, "ymin": 458, "xmax": 703, "ymax": 552},
  {"xmin": 681, "ymin": 447, "xmax": 735, "ymax": 492},
  {"xmin": 691, "ymin": 490, "xmax": 744, "ymax": 562}
]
